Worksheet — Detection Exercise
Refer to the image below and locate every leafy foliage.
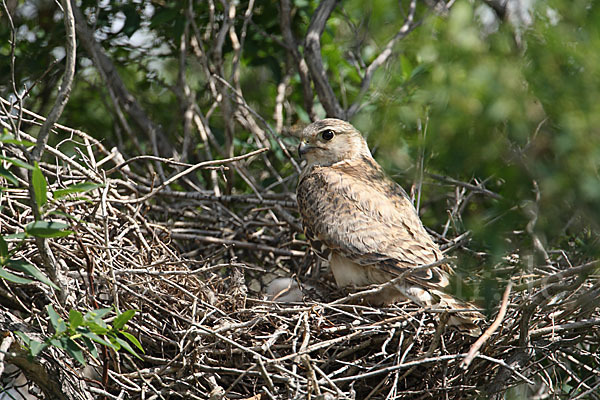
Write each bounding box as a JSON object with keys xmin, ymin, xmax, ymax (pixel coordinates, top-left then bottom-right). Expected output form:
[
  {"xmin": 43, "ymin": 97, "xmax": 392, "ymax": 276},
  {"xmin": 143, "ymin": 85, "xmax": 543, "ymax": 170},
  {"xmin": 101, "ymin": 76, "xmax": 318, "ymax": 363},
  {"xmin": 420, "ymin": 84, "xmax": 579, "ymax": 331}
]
[
  {"xmin": 16, "ymin": 306, "xmax": 143, "ymax": 365},
  {"xmin": 0, "ymin": 142, "xmax": 97, "ymax": 288}
]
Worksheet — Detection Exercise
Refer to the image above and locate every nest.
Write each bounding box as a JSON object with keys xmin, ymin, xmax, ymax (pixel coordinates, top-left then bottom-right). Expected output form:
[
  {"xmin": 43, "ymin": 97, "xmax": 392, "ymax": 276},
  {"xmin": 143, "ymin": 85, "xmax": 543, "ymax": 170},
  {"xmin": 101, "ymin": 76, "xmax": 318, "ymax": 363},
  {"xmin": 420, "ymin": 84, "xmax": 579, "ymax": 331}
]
[{"xmin": 1, "ymin": 111, "xmax": 599, "ymax": 400}]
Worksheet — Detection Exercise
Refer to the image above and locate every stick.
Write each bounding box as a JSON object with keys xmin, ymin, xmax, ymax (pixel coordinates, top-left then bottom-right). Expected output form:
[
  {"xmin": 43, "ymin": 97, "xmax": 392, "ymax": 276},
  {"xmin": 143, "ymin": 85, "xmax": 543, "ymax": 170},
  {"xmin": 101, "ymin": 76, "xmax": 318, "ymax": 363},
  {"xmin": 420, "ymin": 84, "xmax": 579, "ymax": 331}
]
[
  {"xmin": 461, "ymin": 281, "xmax": 513, "ymax": 369},
  {"xmin": 113, "ymin": 148, "xmax": 268, "ymax": 204}
]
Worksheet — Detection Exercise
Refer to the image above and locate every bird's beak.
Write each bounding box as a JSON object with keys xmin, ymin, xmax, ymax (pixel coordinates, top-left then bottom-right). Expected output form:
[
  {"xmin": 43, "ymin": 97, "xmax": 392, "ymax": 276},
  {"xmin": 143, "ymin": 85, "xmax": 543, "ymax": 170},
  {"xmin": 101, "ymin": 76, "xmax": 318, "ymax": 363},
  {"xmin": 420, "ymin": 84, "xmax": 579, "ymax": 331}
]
[{"xmin": 298, "ymin": 141, "xmax": 312, "ymax": 159}]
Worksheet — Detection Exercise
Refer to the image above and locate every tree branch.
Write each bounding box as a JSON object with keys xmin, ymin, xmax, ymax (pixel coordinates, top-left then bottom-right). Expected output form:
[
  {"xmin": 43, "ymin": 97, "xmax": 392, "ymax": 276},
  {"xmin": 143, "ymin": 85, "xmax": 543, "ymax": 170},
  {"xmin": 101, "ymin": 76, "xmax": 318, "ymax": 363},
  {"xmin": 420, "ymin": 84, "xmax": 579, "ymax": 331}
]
[
  {"xmin": 347, "ymin": 0, "xmax": 419, "ymax": 118},
  {"xmin": 27, "ymin": 0, "xmax": 76, "ymax": 297},
  {"xmin": 30, "ymin": 0, "xmax": 76, "ymax": 162},
  {"xmin": 72, "ymin": 4, "xmax": 173, "ymax": 158},
  {"xmin": 6, "ymin": 346, "xmax": 68, "ymax": 400},
  {"xmin": 482, "ymin": 0, "xmax": 508, "ymax": 21},
  {"xmin": 461, "ymin": 281, "xmax": 512, "ymax": 369},
  {"xmin": 280, "ymin": 0, "xmax": 316, "ymax": 121},
  {"xmin": 304, "ymin": 0, "xmax": 345, "ymax": 119}
]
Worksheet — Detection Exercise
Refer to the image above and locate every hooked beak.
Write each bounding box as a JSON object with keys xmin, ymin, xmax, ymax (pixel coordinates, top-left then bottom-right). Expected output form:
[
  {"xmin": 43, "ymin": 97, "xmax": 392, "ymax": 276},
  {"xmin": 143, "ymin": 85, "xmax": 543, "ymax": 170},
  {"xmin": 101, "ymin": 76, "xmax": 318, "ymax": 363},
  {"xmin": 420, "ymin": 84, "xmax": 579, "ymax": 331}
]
[{"xmin": 298, "ymin": 141, "xmax": 312, "ymax": 159}]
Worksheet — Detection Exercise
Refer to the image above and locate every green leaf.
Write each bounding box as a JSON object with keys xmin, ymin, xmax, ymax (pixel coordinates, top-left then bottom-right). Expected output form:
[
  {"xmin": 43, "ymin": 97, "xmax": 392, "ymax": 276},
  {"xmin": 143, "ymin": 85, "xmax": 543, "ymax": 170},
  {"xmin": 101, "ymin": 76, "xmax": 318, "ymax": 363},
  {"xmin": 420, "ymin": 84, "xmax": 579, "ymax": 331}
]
[
  {"xmin": 80, "ymin": 330, "xmax": 114, "ymax": 349},
  {"xmin": 81, "ymin": 336, "xmax": 99, "ymax": 359},
  {"xmin": 0, "ymin": 236, "xmax": 8, "ymax": 261},
  {"xmin": 0, "ymin": 166, "xmax": 18, "ymax": 186},
  {"xmin": 120, "ymin": 331, "xmax": 144, "ymax": 353},
  {"xmin": 0, "ymin": 155, "xmax": 34, "ymax": 170},
  {"xmin": 0, "ymin": 267, "xmax": 33, "ymax": 284},
  {"xmin": 54, "ymin": 182, "xmax": 103, "ymax": 199},
  {"xmin": 6, "ymin": 260, "xmax": 60, "ymax": 290},
  {"xmin": 47, "ymin": 304, "xmax": 66, "ymax": 334},
  {"xmin": 113, "ymin": 309, "xmax": 136, "ymax": 330},
  {"xmin": 65, "ymin": 338, "xmax": 86, "ymax": 365},
  {"xmin": 25, "ymin": 221, "xmax": 73, "ymax": 238},
  {"xmin": 4, "ymin": 232, "xmax": 26, "ymax": 240},
  {"xmin": 0, "ymin": 134, "xmax": 35, "ymax": 146},
  {"xmin": 32, "ymin": 162, "xmax": 47, "ymax": 208},
  {"xmin": 115, "ymin": 337, "xmax": 143, "ymax": 359},
  {"xmin": 69, "ymin": 310, "xmax": 83, "ymax": 330},
  {"xmin": 85, "ymin": 308, "xmax": 113, "ymax": 321},
  {"xmin": 30, "ymin": 339, "xmax": 48, "ymax": 357},
  {"xmin": 108, "ymin": 336, "xmax": 121, "ymax": 350},
  {"xmin": 14, "ymin": 331, "xmax": 31, "ymax": 346},
  {"xmin": 84, "ymin": 322, "xmax": 109, "ymax": 336},
  {"xmin": 49, "ymin": 338, "xmax": 64, "ymax": 350}
]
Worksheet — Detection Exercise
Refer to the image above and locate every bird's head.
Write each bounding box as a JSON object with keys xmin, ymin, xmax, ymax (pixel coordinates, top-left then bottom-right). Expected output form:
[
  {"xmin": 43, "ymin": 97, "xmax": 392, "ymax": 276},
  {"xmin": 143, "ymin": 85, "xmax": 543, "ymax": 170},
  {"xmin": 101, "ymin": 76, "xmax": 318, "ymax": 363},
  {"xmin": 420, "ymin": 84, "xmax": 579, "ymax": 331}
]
[{"xmin": 298, "ymin": 119, "xmax": 372, "ymax": 167}]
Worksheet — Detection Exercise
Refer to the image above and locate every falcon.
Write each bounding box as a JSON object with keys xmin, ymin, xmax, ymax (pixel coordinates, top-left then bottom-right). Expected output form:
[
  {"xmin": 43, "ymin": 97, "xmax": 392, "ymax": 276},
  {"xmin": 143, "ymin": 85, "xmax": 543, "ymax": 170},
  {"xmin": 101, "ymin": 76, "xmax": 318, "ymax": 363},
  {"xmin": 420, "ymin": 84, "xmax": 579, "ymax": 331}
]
[{"xmin": 296, "ymin": 118, "xmax": 480, "ymax": 333}]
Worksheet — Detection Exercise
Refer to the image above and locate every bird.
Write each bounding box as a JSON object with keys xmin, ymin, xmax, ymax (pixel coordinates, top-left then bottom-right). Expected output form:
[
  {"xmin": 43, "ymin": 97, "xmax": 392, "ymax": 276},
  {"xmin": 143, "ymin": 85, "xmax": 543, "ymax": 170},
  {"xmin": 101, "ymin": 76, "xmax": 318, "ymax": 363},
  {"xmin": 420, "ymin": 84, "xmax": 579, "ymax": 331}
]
[{"xmin": 295, "ymin": 118, "xmax": 481, "ymax": 334}]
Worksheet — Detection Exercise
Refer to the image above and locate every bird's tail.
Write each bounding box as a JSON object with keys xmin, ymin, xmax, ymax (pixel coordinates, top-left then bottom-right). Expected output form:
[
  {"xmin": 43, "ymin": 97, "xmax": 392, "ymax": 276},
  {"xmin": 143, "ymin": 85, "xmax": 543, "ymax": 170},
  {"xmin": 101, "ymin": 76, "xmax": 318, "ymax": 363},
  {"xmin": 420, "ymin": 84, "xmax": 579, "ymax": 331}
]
[{"xmin": 400, "ymin": 285, "xmax": 483, "ymax": 336}]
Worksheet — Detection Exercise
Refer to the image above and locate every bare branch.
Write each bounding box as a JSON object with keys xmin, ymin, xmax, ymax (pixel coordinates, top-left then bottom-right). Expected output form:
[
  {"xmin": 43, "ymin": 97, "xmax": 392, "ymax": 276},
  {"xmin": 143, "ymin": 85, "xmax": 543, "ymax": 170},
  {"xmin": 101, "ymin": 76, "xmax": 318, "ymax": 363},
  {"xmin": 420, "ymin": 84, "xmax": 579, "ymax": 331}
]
[
  {"xmin": 213, "ymin": 74, "xmax": 302, "ymax": 174},
  {"xmin": 113, "ymin": 148, "xmax": 268, "ymax": 204},
  {"xmin": 347, "ymin": 0, "xmax": 419, "ymax": 118},
  {"xmin": 23, "ymin": 0, "xmax": 76, "ymax": 298},
  {"xmin": 304, "ymin": 0, "xmax": 345, "ymax": 119},
  {"xmin": 0, "ymin": 0, "xmax": 23, "ymax": 136},
  {"xmin": 30, "ymin": 0, "xmax": 76, "ymax": 163},
  {"xmin": 513, "ymin": 259, "xmax": 599, "ymax": 292},
  {"xmin": 280, "ymin": 0, "xmax": 316, "ymax": 120},
  {"xmin": 428, "ymin": 172, "xmax": 502, "ymax": 200},
  {"xmin": 461, "ymin": 281, "xmax": 512, "ymax": 369},
  {"xmin": 72, "ymin": 4, "xmax": 173, "ymax": 158},
  {"xmin": 6, "ymin": 347, "xmax": 69, "ymax": 400}
]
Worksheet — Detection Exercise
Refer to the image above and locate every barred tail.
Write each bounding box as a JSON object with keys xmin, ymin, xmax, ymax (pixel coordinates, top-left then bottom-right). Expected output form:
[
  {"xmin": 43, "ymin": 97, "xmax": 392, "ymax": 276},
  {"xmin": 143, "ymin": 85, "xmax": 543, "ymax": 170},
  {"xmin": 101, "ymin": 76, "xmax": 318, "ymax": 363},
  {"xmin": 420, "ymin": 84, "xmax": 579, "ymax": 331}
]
[{"xmin": 400, "ymin": 285, "xmax": 483, "ymax": 336}]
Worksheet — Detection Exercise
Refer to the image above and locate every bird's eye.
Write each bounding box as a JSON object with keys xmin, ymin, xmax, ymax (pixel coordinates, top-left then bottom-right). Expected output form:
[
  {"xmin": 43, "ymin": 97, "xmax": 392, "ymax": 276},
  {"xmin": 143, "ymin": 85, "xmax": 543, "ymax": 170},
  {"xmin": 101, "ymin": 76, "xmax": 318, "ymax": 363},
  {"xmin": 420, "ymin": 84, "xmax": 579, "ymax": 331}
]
[{"xmin": 321, "ymin": 130, "xmax": 335, "ymax": 141}]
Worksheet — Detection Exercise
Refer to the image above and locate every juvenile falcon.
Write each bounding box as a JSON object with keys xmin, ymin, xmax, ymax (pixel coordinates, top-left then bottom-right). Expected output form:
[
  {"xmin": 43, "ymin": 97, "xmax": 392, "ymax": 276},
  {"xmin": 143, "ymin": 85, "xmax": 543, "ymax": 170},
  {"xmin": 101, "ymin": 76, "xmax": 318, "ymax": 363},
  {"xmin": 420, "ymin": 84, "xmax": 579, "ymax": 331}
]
[{"xmin": 296, "ymin": 118, "xmax": 480, "ymax": 333}]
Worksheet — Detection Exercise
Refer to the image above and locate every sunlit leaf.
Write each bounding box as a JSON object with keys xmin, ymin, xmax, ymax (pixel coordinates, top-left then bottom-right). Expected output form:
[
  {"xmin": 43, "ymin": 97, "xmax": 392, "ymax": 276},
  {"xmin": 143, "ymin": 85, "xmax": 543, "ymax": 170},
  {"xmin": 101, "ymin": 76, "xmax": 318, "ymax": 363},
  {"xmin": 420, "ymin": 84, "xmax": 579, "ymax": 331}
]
[
  {"xmin": 30, "ymin": 339, "xmax": 48, "ymax": 357},
  {"xmin": 64, "ymin": 337, "xmax": 86, "ymax": 365},
  {"xmin": 108, "ymin": 336, "xmax": 121, "ymax": 351},
  {"xmin": 120, "ymin": 331, "xmax": 144, "ymax": 353},
  {"xmin": 0, "ymin": 134, "xmax": 35, "ymax": 146},
  {"xmin": 84, "ymin": 307, "xmax": 113, "ymax": 321},
  {"xmin": 4, "ymin": 232, "xmax": 26, "ymax": 240},
  {"xmin": 69, "ymin": 309, "xmax": 83, "ymax": 330},
  {"xmin": 14, "ymin": 331, "xmax": 31, "ymax": 346},
  {"xmin": 81, "ymin": 330, "xmax": 114, "ymax": 349},
  {"xmin": 0, "ymin": 235, "xmax": 7, "ymax": 261},
  {"xmin": 81, "ymin": 336, "xmax": 99, "ymax": 359},
  {"xmin": 85, "ymin": 322, "xmax": 109, "ymax": 336},
  {"xmin": 115, "ymin": 337, "xmax": 143, "ymax": 359},
  {"xmin": 49, "ymin": 338, "xmax": 64, "ymax": 350},
  {"xmin": 47, "ymin": 304, "xmax": 66, "ymax": 334},
  {"xmin": 113, "ymin": 309, "xmax": 136, "ymax": 330}
]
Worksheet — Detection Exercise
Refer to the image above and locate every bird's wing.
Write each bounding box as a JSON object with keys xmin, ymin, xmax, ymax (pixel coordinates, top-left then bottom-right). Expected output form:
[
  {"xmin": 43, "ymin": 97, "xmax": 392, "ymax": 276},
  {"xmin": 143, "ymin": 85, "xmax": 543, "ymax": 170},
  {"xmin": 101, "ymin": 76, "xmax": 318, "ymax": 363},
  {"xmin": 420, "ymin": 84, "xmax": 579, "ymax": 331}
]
[{"xmin": 297, "ymin": 157, "xmax": 448, "ymax": 288}]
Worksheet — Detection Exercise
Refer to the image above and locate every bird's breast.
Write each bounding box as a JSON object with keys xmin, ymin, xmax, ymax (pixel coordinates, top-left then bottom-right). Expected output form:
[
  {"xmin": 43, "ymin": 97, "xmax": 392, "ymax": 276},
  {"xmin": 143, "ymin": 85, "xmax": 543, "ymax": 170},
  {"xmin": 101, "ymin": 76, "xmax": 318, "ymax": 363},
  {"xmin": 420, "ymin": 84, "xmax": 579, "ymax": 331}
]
[{"xmin": 330, "ymin": 253, "xmax": 371, "ymax": 287}]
